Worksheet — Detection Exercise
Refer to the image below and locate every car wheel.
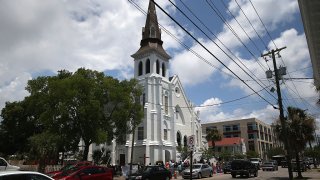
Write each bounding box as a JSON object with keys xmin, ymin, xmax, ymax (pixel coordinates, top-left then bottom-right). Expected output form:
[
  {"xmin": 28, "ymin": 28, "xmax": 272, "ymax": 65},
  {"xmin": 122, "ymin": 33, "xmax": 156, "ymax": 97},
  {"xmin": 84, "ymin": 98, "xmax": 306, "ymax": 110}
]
[
  {"xmin": 198, "ymin": 173, "xmax": 202, "ymax": 179},
  {"xmin": 210, "ymin": 171, "xmax": 213, "ymax": 177},
  {"xmin": 232, "ymin": 174, "xmax": 236, "ymax": 178},
  {"xmin": 254, "ymin": 171, "xmax": 258, "ymax": 177}
]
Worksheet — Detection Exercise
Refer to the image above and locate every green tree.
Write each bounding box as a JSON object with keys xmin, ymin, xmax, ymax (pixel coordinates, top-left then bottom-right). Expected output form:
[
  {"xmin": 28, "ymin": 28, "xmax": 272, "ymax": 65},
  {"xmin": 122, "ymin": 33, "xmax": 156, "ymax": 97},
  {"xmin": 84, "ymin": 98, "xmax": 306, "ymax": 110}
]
[
  {"xmin": 176, "ymin": 145, "xmax": 189, "ymax": 162},
  {"xmin": 267, "ymin": 147, "xmax": 285, "ymax": 159},
  {"xmin": 275, "ymin": 107, "xmax": 317, "ymax": 178},
  {"xmin": 1, "ymin": 68, "xmax": 143, "ymax": 162},
  {"xmin": 28, "ymin": 131, "xmax": 60, "ymax": 172},
  {"xmin": 205, "ymin": 129, "xmax": 222, "ymax": 153},
  {"xmin": 218, "ymin": 151, "xmax": 232, "ymax": 161},
  {"xmin": 246, "ymin": 150, "xmax": 260, "ymax": 159},
  {"xmin": 200, "ymin": 147, "xmax": 214, "ymax": 162}
]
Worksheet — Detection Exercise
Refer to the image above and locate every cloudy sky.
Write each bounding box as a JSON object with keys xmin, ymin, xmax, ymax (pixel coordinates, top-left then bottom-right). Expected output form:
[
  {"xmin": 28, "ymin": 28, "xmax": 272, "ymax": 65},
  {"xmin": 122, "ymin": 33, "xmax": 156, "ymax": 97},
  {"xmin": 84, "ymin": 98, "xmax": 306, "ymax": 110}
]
[{"xmin": 0, "ymin": 0, "xmax": 319, "ymax": 126}]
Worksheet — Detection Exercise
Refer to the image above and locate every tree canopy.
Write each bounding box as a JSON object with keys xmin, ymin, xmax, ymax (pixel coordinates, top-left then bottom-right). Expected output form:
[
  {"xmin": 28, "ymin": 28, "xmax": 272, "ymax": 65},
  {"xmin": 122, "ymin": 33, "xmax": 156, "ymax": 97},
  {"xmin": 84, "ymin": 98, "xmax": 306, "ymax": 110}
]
[
  {"xmin": 274, "ymin": 106, "xmax": 317, "ymax": 178},
  {"xmin": 0, "ymin": 68, "xmax": 143, "ymax": 162}
]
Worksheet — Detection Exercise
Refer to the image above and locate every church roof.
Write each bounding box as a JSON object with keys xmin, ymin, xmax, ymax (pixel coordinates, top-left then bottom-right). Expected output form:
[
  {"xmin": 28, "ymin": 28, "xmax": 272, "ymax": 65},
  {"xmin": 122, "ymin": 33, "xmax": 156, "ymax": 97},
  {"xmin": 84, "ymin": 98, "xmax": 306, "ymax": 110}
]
[
  {"xmin": 131, "ymin": 0, "xmax": 171, "ymax": 60},
  {"xmin": 209, "ymin": 137, "xmax": 243, "ymax": 147}
]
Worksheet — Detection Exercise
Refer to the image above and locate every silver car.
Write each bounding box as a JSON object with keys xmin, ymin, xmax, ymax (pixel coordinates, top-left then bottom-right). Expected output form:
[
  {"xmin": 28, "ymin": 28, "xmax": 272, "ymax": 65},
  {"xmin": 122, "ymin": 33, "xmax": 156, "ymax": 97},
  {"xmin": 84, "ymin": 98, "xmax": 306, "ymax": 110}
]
[
  {"xmin": 0, "ymin": 171, "xmax": 53, "ymax": 180},
  {"xmin": 181, "ymin": 164, "xmax": 213, "ymax": 179}
]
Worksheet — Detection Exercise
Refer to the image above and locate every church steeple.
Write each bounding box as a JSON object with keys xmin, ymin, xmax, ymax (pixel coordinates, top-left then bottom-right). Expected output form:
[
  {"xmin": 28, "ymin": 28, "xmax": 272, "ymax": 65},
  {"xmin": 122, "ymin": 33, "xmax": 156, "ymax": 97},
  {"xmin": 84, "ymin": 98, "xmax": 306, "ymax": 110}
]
[
  {"xmin": 141, "ymin": 0, "xmax": 162, "ymax": 45},
  {"xmin": 132, "ymin": 0, "xmax": 170, "ymax": 60}
]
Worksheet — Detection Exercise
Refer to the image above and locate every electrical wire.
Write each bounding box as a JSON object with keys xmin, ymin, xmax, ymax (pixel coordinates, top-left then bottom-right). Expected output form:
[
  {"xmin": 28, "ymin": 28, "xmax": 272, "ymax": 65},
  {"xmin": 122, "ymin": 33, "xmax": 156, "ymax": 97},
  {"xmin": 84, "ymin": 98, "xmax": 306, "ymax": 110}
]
[
  {"xmin": 206, "ymin": 0, "xmax": 268, "ymax": 72},
  {"xmin": 127, "ymin": 0, "xmax": 238, "ymax": 81},
  {"xmin": 234, "ymin": 0, "xmax": 269, "ymax": 49},
  {"xmin": 177, "ymin": 0, "xmax": 275, "ymax": 97},
  {"xmin": 248, "ymin": 0, "xmax": 313, "ymax": 111},
  {"xmin": 150, "ymin": 0, "xmax": 277, "ymax": 109},
  {"xmin": 167, "ymin": 0, "xmax": 278, "ymax": 104}
]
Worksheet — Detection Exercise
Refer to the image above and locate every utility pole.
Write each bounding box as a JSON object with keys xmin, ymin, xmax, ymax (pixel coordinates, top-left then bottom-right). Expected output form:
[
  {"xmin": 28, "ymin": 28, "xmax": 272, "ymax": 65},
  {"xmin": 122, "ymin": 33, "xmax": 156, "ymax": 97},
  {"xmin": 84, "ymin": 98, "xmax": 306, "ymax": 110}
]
[{"xmin": 262, "ymin": 47, "xmax": 293, "ymax": 180}]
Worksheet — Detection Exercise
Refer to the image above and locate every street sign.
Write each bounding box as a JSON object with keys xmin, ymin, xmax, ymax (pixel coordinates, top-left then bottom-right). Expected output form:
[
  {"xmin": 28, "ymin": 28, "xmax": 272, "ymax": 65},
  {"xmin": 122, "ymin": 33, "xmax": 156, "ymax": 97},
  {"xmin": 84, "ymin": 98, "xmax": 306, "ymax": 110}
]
[{"xmin": 188, "ymin": 135, "xmax": 195, "ymax": 151}]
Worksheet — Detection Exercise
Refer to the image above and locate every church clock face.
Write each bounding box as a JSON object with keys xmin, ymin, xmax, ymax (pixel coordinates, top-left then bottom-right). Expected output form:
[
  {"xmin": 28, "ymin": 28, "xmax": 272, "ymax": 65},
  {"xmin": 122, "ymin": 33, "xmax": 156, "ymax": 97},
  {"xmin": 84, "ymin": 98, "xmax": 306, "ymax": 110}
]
[{"xmin": 175, "ymin": 87, "xmax": 181, "ymax": 97}]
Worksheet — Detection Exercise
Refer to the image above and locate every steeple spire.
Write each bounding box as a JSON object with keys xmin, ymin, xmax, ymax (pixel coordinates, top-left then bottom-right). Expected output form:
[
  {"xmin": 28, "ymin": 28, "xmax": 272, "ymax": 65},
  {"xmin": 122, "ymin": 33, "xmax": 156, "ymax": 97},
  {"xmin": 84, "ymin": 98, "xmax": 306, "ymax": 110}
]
[
  {"xmin": 132, "ymin": 0, "xmax": 170, "ymax": 59},
  {"xmin": 142, "ymin": 0, "xmax": 161, "ymax": 42}
]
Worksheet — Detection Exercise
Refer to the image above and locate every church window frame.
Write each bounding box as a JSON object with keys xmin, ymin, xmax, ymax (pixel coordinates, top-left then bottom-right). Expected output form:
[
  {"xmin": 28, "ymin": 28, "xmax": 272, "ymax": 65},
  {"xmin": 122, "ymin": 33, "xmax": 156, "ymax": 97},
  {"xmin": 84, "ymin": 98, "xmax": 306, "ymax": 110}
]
[
  {"xmin": 138, "ymin": 127, "xmax": 144, "ymax": 140},
  {"xmin": 146, "ymin": 59, "xmax": 151, "ymax": 74},
  {"xmin": 156, "ymin": 60, "xmax": 160, "ymax": 74},
  {"xmin": 177, "ymin": 131, "xmax": 182, "ymax": 146},
  {"xmin": 150, "ymin": 26, "xmax": 156, "ymax": 38},
  {"xmin": 162, "ymin": 63, "xmax": 166, "ymax": 77},
  {"xmin": 138, "ymin": 61, "xmax": 143, "ymax": 76},
  {"xmin": 164, "ymin": 95, "xmax": 168, "ymax": 115},
  {"xmin": 164, "ymin": 129, "xmax": 168, "ymax": 140},
  {"xmin": 183, "ymin": 135, "xmax": 187, "ymax": 147}
]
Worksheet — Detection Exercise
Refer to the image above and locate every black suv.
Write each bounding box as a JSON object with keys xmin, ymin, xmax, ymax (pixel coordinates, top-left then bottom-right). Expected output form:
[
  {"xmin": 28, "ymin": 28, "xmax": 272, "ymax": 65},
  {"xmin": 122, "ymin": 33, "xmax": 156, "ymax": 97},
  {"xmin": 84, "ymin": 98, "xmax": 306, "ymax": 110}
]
[{"xmin": 230, "ymin": 159, "xmax": 258, "ymax": 178}]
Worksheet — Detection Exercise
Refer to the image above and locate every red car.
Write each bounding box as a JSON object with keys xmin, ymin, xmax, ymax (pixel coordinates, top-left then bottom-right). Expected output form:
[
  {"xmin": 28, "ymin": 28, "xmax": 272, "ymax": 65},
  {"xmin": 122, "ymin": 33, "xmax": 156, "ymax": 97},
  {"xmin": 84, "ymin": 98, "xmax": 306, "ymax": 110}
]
[
  {"xmin": 54, "ymin": 165, "xmax": 113, "ymax": 180},
  {"xmin": 47, "ymin": 161, "xmax": 92, "ymax": 178}
]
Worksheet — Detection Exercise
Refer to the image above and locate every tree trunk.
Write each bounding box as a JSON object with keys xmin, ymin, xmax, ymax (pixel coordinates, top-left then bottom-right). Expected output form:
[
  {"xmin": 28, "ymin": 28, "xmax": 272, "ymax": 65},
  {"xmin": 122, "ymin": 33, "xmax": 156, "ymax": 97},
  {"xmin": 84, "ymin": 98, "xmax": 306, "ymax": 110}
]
[
  {"xmin": 37, "ymin": 157, "xmax": 46, "ymax": 173},
  {"xmin": 295, "ymin": 152, "xmax": 303, "ymax": 178},
  {"xmin": 82, "ymin": 141, "xmax": 90, "ymax": 161}
]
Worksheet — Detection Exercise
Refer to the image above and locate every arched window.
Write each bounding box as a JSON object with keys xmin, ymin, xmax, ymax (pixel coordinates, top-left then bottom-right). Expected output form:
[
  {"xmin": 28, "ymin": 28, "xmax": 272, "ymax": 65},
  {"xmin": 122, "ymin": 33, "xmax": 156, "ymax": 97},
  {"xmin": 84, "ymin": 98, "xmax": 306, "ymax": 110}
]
[
  {"xmin": 156, "ymin": 60, "xmax": 160, "ymax": 74},
  {"xmin": 146, "ymin": 59, "xmax": 150, "ymax": 74},
  {"xmin": 183, "ymin": 135, "xmax": 188, "ymax": 147},
  {"xmin": 162, "ymin": 63, "xmax": 166, "ymax": 77},
  {"xmin": 138, "ymin": 61, "xmax": 143, "ymax": 76},
  {"xmin": 177, "ymin": 132, "xmax": 182, "ymax": 146},
  {"xmin": 150, "ymin": 26, "xmax": 156, "ymax": 38}
]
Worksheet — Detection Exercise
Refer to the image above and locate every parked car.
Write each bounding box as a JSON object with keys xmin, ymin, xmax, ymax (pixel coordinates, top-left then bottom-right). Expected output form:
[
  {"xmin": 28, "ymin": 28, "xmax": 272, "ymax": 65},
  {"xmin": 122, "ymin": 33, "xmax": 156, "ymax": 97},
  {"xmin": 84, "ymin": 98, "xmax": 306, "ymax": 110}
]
[
  {"xmin": 53, "ymin": 165, "xmax": 113, "ymax": 180},
  {"xmin": 223, "ymin": 162, "xmax": 232, "ymax": 174},
  {"xmin": 261, "ymin": 162, "xmax": 278, "ymax": 171},
  {"xmin": 0, "ymin": 157, "xmax": 20, "ymax": 171},
  {"xmin": 126, "ymin": 165, "xmax": 171, "ymax": 180},
  {"xmin": 230, "ymin": 159, "xmax": 258, "ymax": 178},
  {"xmin": 47, "ymin": 161, "xmax": 92, "ymax": 178},
  {"xmin": 0, "ymin": 171, "xmax": 53, "ymax": 180},
  {"xmin": 181, "ymin": 163, "xmax": 213, "ymax": 179},
  {"xmin": 281, "ymin": 160, "xmax": 288, "ymax": 168},
  {"xmin": 249, "ymin": 158, "xmax": 261, "ymax": 169},
  {"xmin": 292, "ymin": 160, "xmax": 307, "ymax": 172}
]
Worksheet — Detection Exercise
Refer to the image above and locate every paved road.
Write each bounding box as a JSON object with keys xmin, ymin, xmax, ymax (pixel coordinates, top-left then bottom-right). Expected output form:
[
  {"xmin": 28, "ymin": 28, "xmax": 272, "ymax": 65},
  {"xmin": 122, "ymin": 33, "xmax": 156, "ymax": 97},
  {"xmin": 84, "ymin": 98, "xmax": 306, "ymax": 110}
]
[{"xmin": 115, "ymin": 167, "xmax": 320, "ymax": 180}]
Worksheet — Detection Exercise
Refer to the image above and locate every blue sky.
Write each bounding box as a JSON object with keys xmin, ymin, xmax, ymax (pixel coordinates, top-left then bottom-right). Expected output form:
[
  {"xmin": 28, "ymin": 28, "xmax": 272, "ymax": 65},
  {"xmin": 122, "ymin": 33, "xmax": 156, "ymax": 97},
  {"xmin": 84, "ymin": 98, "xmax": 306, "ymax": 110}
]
[{"xmin": 0, "ymin": 0, "xmax": 319, "ymax": 126}]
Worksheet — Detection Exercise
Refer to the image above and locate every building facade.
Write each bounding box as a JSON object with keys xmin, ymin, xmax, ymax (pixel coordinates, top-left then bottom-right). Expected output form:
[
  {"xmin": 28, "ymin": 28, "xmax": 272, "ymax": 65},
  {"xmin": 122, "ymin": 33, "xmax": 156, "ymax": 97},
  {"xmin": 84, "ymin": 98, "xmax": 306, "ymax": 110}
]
[
  {"xmin": 202, "ymin": 118, "xmax": 278, "ymax": 160},
  {"xmin": 105, "ymin": 0, "xmax": 202, "ymax": 166}
]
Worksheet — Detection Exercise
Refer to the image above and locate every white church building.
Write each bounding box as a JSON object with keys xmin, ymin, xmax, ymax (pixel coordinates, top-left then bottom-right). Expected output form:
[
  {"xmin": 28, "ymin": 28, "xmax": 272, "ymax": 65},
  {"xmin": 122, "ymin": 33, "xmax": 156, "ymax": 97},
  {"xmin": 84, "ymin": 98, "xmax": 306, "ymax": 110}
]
[{"xmin": 92, "ymin": 0, "xmax": 203, "ymax": 166}]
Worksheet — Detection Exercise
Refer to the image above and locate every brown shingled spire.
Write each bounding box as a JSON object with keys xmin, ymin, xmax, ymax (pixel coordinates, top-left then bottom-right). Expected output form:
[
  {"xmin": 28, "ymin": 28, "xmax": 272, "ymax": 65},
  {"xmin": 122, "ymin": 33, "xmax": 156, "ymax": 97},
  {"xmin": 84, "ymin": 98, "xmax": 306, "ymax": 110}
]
[
  {"xmin": 132, "ymin": 0, "xmax": 171, "ymax": 59},
  {"xmin": 141, "ymin": 0, "xmax": 162, "ymax": 45}
]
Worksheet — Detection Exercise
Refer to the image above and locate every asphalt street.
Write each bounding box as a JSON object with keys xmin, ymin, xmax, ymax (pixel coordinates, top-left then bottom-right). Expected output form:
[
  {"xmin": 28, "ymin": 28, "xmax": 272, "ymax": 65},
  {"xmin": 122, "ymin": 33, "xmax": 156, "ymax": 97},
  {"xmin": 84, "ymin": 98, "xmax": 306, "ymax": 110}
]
[{"xmin": 114, "ymin": 167, "xmax": 320, "ymax": 180}]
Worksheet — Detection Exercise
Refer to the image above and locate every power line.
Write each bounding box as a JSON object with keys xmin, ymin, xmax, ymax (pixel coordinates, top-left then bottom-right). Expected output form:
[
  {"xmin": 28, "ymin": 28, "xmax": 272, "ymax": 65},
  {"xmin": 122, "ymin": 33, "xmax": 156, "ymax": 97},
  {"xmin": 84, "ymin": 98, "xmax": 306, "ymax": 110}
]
[
  {"xmin": 168, "ymin": 0, "xmax": 278, "ymax": 103},
  {"xmin": 206, "ymin": 0, "xmax": 268, "ymax": 71},
  {"xmin": 234, "ymin": 0, "xmax": 269, "ymax": 49},
  {"xmin": 127, "ymin": 0, "xmax": 238, "ymax": 81},
  {"xmin": 151, "ymin": 0, "xmax": 277, "ymax": 109},
  {"xmin": 177, "ymin": 0, "xmax": 275, "ymax": 95},
  {"xmin": 248, "ymin": 0, "xmax": 311, "ymax": 111}
]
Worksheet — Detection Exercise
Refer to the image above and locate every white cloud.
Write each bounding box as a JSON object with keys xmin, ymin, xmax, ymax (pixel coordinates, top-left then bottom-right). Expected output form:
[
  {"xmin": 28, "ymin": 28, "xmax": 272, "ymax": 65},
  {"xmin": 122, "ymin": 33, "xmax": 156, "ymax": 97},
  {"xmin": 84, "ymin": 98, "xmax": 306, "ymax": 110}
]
[
  {"xmin": 170, "ymin": 0, "xmax": 300, "ymax": 87},
  {"xmin": 0, "ymin": 0, "xmax": 181, "ymax": 110},
  {"xmin": 198, "ymin": 97, "xmax": 279, "ymax": 124}
]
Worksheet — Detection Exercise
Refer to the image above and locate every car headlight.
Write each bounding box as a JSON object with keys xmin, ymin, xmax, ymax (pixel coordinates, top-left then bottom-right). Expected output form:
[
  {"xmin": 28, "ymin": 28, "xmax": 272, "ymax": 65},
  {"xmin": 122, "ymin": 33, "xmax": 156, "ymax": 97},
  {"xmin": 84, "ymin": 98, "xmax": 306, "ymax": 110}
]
[{"xmin": 135, "ymin": 176, "xmax": 142, "ymax": 179}]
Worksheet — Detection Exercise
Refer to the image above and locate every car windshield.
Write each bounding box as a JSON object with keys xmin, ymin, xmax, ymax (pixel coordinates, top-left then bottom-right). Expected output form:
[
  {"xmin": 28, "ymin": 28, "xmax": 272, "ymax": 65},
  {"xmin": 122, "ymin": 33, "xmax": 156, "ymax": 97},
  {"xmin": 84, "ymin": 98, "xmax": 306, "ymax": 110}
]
[
  {"xmin": 250, "ymin": 158, "xmax": 259, "ymax": 161},
  {"xmin": 61, "ymin": 166, "xmax": 81, "ymax": 176},
  {"xmin": 264, "ymin": 163, "xmax": 273, "ymax": 165},
  {"xmin": 192, "ymin": 165, "xmax": 202, "ymax": 169}
]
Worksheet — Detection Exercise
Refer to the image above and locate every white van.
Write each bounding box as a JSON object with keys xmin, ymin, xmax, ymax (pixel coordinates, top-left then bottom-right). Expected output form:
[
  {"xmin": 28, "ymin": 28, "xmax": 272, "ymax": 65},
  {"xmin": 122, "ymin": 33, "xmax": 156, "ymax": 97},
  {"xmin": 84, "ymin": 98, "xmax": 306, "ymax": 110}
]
[{"xmin": 0, "ymin": 157, "xmax": 20, "ymax": 171}]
